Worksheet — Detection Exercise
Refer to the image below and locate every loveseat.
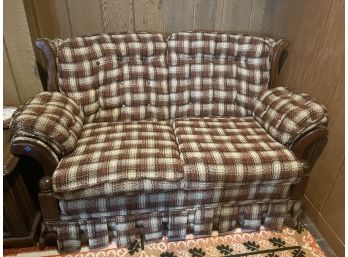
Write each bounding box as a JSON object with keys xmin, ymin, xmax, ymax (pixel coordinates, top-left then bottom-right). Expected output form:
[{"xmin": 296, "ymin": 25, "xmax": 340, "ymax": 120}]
[{"xmin": 9, "ymin": 32, "xmax": 328, "ymax": 253}]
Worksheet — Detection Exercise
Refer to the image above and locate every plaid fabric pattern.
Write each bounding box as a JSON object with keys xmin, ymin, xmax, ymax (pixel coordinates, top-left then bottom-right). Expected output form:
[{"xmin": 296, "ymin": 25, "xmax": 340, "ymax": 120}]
[
  {"xmin": 55, "ymin": 223, "xmax": 81, "ymax": 252},
  {"xmin": 10, "ymin": 92, "xmax": 84, "ymax": 157},
  {"xmin": 82, "ymin": 220, "xmax": 109, "ymax": 249},
  {"xmin": 168, "ymin": 32, "xmax": 278, "ymax": 118},
  {"xmin": 59, "ymin": 183, "xmax": 293, "ymax": 215},
  {"xmin": 217, "ymin": 204, "xmax": 239, "ymax": 233},
  {"xmin": 166, "ymin": 210, "xmax": 188, "ymax": 240},
  {"xmin": 173, "ymin": 117, "xmax": 304, "ymax": 184},
  {"xmin": 45, "ymin": 199, "xmax": 301, "ymax": 252},
  {"xmin": 52, "ymin": 121, "xmax": 183, "ymax": 198},
  {"xmin": 253, "ymin": 87, "xmax": 328, "ymax": 146},
  {"xmin": 53, "ymin": 33, "xmax": 169, "ymax": 122}
]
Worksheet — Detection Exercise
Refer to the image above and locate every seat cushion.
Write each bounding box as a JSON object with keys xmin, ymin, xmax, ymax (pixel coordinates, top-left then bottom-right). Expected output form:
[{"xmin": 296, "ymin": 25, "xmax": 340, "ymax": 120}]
[
  {"xmin": 173, "ymin": 117, "xmax": 304, "ymax": 187},
  {"xmin": 52, "ymin": 121, "xmax": 183, "ymax": 199}
]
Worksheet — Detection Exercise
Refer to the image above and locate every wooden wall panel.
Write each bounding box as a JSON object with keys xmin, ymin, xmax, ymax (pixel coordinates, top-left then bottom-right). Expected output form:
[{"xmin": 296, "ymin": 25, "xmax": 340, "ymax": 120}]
[
  {"xmin": 134, "ymin": 0, "xmax": 164, "ymax": 33},
  {"xmin": 305, "ymin": 68, "xmax": 344, "ymax": 209},
  {"xmin": 67, "ymin": 0, "xmax": 102, "ymax": 36},
  {"xmin": 193, "ymin": 0, "xmax": 221, "ymax": 31},
  {"xmin": 261, "ymin": 0, "xmax": 344, "ymax": 255},
  {"xmin": 4, "ymin": 0, "xmax": 42, "ymax": 103},
  {"xmin": 100, "ymin": 0, "xmax": 133, "ymax": 33},
  {"xmin": 248, "ymin": 0, "xmax": 266, "ymax": 34},
  {"xmin": 163, "ymin": 0, "xmax": 195, "ymax": 35},
  {"xmin": 33, "ymin": 0, "xmax": 71, "ymax": 38},
  {"xmin": 322, "ymin": 165, "xmax": 345, "ymax": 242},
  {"xmin": 268, "ymin": 0, "xmax": 333, "ymax": 92},
  {"xmin": 26, "ymin": 0, "xmax": 271, "ymax": 38},
  {"xmin": 3, "ymin": 45, "xmax": 21, "ymax": 106},
  {"xmin": 221, "ymin": 0, "xmax": 252, "ymax": 32}
]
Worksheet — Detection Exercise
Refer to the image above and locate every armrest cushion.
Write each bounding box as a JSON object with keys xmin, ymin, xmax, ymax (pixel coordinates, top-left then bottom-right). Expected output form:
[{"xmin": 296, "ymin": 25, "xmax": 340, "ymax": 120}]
[
  {"xmin": 253, "ymin": 87, "xmax": 328, "ymax": 146},
  {"xmin": 10, "ymin": 92, "xmax": 84, "ymax": 157}
]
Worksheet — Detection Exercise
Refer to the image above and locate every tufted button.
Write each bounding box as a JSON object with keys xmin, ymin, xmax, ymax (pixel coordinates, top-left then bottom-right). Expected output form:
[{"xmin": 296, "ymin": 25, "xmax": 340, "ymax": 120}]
[
  {"xmin": 147, "ymin": 103, "xmax": 151, "ymax": 107},
  {"xmin": 96, "ymin": 61, "xmax": 100, "ymax": 66},
  {"xmin": 122, "ymin": 104, "xmax": 126, "ymax": 107}
]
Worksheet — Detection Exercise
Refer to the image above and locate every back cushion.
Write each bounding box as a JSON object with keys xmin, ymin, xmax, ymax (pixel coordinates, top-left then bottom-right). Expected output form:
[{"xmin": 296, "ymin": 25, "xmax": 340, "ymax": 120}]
[
  {"xmin": 54, "ymin": 33, "xmax": 169, "ymax": 123},
  {"xmin": 167, "ymin": 32, "xmax": 277, "ymax": 118}
]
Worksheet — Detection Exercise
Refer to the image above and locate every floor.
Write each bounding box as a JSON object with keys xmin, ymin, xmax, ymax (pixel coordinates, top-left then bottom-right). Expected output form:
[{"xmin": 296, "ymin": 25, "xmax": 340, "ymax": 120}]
[{"xmin": 302, "ymin": 212, "xmax": 338, "ymax": 257}]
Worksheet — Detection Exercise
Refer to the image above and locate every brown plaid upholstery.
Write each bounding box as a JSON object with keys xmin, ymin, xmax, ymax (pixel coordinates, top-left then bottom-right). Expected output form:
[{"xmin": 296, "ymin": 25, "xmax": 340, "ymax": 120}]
[
  {"xmin": 10, "ymin": 92, "xmax": 84, "ymax": 157},
  {"xmin": 174, "ymin": 117, "xmax": 304, "ymax": 184},
  {"xmin": 253, "ymin": 87, "xmax": 328, "ymax": 145},
  {"xmin": 45, "ymin": 199, "xmax": 301, "ymax": 252},
  {"xmin": 168, "ymin": 32, "xmax": 279, "ymax": 118},
  {"xmin": 53, "ymin": 33, "xmax": 169, "ymax": 123},
  {"xmin": 52, "ymin": 121, "xmax": 183, "ymax": 198},
  {"xmin": 59, "ymin": 183, "xmax": 293, "ymax": 215}
]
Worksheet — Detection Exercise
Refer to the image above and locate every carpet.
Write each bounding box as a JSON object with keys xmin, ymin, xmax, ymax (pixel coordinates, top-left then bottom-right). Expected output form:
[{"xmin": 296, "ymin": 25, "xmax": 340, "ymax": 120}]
[{"xmin": 4, "ymin": 223, "xmax": 325, "ymax": 257}]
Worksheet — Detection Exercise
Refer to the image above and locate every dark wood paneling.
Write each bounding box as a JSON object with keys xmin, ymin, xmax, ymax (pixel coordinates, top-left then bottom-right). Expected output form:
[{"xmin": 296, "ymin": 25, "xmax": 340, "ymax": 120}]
[{"xmin": 261, "ymin": 0, "xmax": 344, "ymax": 255}]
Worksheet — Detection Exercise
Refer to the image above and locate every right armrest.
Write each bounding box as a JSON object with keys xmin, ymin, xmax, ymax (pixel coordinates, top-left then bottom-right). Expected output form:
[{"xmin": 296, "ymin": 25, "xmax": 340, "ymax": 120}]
[
  {"xmin": 252, "ymin": 87, "xmax": 328, "ymax": 147},
  {"xmin": 10, "ymin": 91, "xmax": 84, "ymax": 158}
]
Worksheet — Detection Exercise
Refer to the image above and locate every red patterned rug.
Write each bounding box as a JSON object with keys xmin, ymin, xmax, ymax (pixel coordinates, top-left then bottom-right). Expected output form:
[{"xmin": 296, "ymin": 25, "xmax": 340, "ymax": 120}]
[{"xmin": 4, "ymin": 224, "xmax": 325, "ymax": 257}]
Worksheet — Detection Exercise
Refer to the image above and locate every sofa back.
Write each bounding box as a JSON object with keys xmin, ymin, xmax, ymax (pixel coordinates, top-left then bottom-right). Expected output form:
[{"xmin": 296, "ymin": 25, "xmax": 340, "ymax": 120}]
[
  {"xmin": 49, "ymin": 32, "xmax": 279, "ymax": 122},
  {"xmin": 53, "ymin": 33, "xmax": 169, "ymax": 123},
  {"xmin": 168, "ymin": 32, "xmax": 277, "ymax": 118}
]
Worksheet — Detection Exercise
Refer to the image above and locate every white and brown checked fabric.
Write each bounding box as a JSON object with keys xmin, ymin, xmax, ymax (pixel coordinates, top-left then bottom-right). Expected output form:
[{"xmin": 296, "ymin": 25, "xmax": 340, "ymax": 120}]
[
  {"xmin": 173, "ymin": 117, "xmax": 304, "ymax": 185},
  {"xmin": 253, "ymin": 87, "xmax": 328, "ymax": 146},
  {"xmin": 52, "ymin": 33, "xmax": 169, "ymax": 123},
  {"xmin": 168, "ymin": 32, "xmax": 278, "ymax": 118},
  {"xmin": 46, "ymin": 200, "xmax": 302, "ymax": 252},
  {"xmin": 59, "ymin": 183, "xmax": 293, "ymax": 215},
  {"xmin": 52, "ymin": 121, "xmax": 183, "ymax": 199},
  {"xmin": 10, "ymin": 92, "xmax": 84, "ymax": 157}
]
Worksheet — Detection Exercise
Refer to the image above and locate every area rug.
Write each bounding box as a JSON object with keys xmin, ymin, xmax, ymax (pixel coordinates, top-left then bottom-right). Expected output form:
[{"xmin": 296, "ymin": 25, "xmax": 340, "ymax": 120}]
[{"xmin": 4, "ymin": 223, "xmax": 325, "ymax": 257}]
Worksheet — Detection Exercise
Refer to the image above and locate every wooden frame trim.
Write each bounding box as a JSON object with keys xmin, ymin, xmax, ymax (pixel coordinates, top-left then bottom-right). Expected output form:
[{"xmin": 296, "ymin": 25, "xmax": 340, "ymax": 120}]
[
  {"xmin": 10, "ymin": 136, "xmax": 59, "ymax": 177},
  {"xmin": 10, "ymin": 136, "xmax": 61, "ymax": 224},
  {"xmin": 289, "ymin": 126, "xmax": 328, "ymax": 200},
  {"xmin": 36, "ymin": 39, "xmax": 58, "ymax": 92},
  {"xmin": 269, "ymin": 40, "xmax": 289, "ymax": 88},
  {"xmin": 290, "ymin": 126, "xmax": 328, "ymax": 168}
]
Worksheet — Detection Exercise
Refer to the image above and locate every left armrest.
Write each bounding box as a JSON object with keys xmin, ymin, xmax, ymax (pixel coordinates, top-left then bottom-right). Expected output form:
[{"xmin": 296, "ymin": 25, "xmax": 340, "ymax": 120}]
[
  {"xmin": 10, "ymin": 91, "xmax": 84, "ymax": 158},
  {"xmin": 253, "ymin": 87, "xmax": 328, "ymax": 147}
]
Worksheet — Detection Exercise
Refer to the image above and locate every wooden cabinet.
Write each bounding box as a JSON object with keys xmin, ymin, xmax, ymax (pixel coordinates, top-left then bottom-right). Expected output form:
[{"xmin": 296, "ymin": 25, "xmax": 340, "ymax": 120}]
[{"xmin": 3, "ymin": 130, "xmax": 41, "ymax": 248}]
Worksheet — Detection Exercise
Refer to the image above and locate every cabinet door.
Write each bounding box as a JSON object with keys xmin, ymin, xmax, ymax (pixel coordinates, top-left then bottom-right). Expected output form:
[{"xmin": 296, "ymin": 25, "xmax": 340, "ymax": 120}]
[{"xmin": 3, "ymin": 170, "xmax": 36, "ymax": 237}]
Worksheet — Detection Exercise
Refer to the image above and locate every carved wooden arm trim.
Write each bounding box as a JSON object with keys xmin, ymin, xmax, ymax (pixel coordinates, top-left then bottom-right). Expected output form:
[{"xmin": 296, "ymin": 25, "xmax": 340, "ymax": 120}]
[
  {"xmin": 269, "ymin": 40, "xmax": 289, "ymax": 88},
  {"xmin": 10, "ymin": 135, "xmax": 59, "ymax": 177},
  {"xmin": 290, "ymin": 125, "xmax": 328, "ymax": 171},
  {"xmin": 289, "ymin": 126, "xmax": 328, "ymax": 199},
  {"xmin": 36, "ymin": 39, "xmax": 59, "ymax": 92},
  {"xmin": 11, "ymin": 136, "xmax": 60, "ymax": 220}
]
